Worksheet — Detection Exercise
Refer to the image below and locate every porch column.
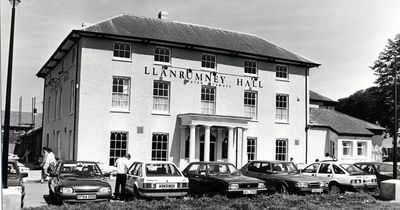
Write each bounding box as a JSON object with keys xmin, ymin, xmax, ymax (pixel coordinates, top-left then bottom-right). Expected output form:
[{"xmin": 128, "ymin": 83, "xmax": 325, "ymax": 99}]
[
  {"xmin": 227, "ymin": 127, "xmax": 234, "ymax": 163},
  {"xmin": 204, "ymin": 125, "xmax": 211, "ymax": 161},
  {"xmin": 217, "ymin": 128, "xmax": 223, "ymax": 161},
  {"xmin": 179, "ymin": 126, "xmax": 186, "ymax": 161},
  {"xmin": 242, "ymin": 128, "xmax": 248, "ymax": 166},
  {"xmin": 189, "ymin": 125, "xmax": 196, "ymax": 163}
]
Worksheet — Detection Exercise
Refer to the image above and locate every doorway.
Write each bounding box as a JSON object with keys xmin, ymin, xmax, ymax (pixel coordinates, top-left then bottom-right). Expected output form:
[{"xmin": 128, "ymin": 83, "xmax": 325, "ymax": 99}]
[{"xmin": 200, "ymin": 135, "xmax": 216, "ymax": 161}]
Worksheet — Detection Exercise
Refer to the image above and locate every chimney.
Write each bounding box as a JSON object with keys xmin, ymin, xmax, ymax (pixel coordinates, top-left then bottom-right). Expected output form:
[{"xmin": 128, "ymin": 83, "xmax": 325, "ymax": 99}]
[{"xmin": 158, "ymin": 11, "xmax": 168, "ymax": 20}]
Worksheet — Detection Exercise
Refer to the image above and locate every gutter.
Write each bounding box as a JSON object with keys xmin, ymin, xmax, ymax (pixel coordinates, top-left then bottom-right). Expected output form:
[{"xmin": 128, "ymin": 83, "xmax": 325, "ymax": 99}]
[{"xmin": 72, "ymin": 39, "xmax": 80, "ymax": 160}]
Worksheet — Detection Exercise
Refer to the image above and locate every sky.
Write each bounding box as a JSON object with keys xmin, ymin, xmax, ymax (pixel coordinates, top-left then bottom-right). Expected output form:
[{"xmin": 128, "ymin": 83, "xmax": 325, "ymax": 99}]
[{"xmin": 1, "ymin": 0, "xmax": 400, "ymax": 112}]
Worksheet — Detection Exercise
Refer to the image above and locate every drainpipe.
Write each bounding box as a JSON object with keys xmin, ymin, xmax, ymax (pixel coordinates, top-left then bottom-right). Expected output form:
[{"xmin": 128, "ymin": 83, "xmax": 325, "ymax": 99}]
[
  {"xmin": 73, "ymin": 39, "xmax": 80, "ymax": 160},
  {"xmin": 305, "ymin": 68, "xmax": 309, "ymax": 164}
]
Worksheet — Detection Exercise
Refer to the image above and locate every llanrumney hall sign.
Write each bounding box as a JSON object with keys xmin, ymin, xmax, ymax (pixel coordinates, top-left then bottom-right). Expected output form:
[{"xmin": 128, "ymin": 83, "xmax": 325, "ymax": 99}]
[{"xmin": 145, "ymin": 67, "xmax": 264, "ymax": 88}]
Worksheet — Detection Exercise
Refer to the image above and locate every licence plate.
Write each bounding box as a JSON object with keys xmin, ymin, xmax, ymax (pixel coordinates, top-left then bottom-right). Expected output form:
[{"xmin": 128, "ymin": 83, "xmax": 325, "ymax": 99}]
[
  {"xmin": 77, "ymin": 194, "xmax": 96, "ymax": 200},
  {"xmin": 311, "ymin": 189, "xmax": 323, "ymax": 193},
  {"xmin": 157, "ymin": 184, "xmax": 176, "ymax": 189},
  {"xmin": 243, "ymin": 190, "xmax": 257, "ymax": 194}
]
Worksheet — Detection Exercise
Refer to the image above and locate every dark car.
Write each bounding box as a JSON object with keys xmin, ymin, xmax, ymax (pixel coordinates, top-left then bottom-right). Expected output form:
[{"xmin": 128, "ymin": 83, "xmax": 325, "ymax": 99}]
[
  {"xmin": 182, "ymin": 161, "xmax": 267, "ymax": 195},
  {"xmin": 354, "ymin": 162, "xmax": 400, "ymax": 184},
  {"xmin": 241, "ymin": 160, "xmax": 327, "ymax": 194},
  {"xmin": 7, "ymin": 159, "xmax": 28, "ymax": 207},
  {"xmin": 48, "ymin": 160, "xmax": 112, "ymax": 203}
]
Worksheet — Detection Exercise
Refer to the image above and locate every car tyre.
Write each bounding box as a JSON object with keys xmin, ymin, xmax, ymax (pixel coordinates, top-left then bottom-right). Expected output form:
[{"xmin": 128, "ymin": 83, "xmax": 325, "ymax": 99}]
[
  {"xmin": 276, "ymin": 184, "xmax": 289, "ymax": 195},
  {"xmin": 329, "ymin": 183, "xmax": 342, "ymax": 194}
]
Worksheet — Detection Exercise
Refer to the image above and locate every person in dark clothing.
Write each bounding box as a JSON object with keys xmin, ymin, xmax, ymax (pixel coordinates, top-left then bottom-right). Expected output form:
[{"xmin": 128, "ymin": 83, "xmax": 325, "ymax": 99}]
[{"xmin": 114, "ymin": 154, "xmax": 131, "ymax": 200}]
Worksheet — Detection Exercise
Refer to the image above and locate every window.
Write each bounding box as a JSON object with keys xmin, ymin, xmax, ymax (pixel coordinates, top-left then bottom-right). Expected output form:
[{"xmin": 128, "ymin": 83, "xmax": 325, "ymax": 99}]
[
  {"xmin": 244, "ymin": 60, "xmax": 257, "ymax": 75},
  {"xmin": 58, "ymin": 88, "xmax": 63, "ymax": 118},
  {"xmin": 276, "ymin": 95, "xmax": 288, "ymax": 122},
  {"xmin": 303, "ymin": 163, "xmax": 319, "ymax": 173},
  {"xmin": 112, "ymin": 77, "xmax": 130, "ymax": 111},
  {"xmin": 153, "ymin": 81, "xmax": 170, "ymax": 113},
  {"xmin": 247, "ymin": 138, "xmax": 257, "ymax": 161},
  {"xmin": 247, "ymin": 162, "xmax": 261, "ymax": 172},
  {"xmin": 357, "ymin": 142, "xmax": 367, "ymax": 156},
  {"xmin": 318, "ymin": 163, "xmax": 332, "ymax": 174},
  {"xmin": 342, "ymin": 141, "xmax": 352, "ymax": 156},
  {"xmin": 152, "ymin": 133, "xmax": 168, "ymax": 161},
  {"xmin": 154, "ymin": 47, "xmax": 170, "ymax": 63},
  {"xmin": 276, "ymin": 65, "xmax": 288, "ymax": 79},
  {"xmin": 69, "ymin": 81, "xmax": 75, "ymax": 114},
  {"xmin": 244, "ymin": 91, "xmax": 257, "ymax": 119},
  {"xmin": 47, "ymin": 96, "xmax": 51, "ymax": 122},
  {"xmin": 54, "ymin": 91, "xmax": 58, "ymax": 120},
  {"xmin": 275, "ymin": 139, "xmax": 288, "ymax": 161},
  {"xmin": 329, "ymin": 141, "xmax": 335, "ymax": 158},
  {"xmin": 201, "ymin": 54, "xmax": 216, "ymax": 69},
  {"xmin": 185, "ymin": 137, "xmax": 190, "ymax": 158},
  {"xmin": 109, "ymin": 132, "xmax": 128, "ymax": 166},
  {"xmin": 332, "ymin": 164, "xmax": 345, "ymax": 174},
  {"xmin": 201, "ymin": 86, "xmax": 216, "ymax": 114},
  {"xmin": 113, "ymin": 42, "xmax": 131, "ymax": 59}
]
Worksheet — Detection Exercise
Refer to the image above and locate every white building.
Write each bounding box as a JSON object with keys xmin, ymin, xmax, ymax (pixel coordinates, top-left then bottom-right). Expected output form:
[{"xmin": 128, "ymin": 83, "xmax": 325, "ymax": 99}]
[{"xmin": 36, "ymin": 13, "xmax": 320, "ymax": 169}]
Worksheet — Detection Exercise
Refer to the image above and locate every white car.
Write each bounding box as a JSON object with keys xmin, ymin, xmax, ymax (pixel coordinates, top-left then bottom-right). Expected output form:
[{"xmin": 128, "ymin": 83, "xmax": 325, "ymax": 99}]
[
  {"xmin": 301, "ymin": 161, "xmax": 378, "ymax": 193},
  {"xmin": 126, "ymin": 161, "xmax": 189, "ymax": 197}
]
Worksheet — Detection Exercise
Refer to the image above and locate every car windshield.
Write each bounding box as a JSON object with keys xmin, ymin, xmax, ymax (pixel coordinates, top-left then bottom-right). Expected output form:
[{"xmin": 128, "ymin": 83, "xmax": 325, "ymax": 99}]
[
  {"xmin": 7, "ymin": 162, "xmax": 19, "ymax": 176},
  {"xmin": 272, "ymin": 162, "xmax": 299, "ymax": 174},
  {"xmin": 60, "ymin": 162, "xmax": 103, "ymax": 178},
  {"xmin": 208, "ymin": 163, "xmax": 241, "ymax": 175},
  {"xmin": 340, "ymin": 164, "xmax": 364, "ymax": 174},
  {"xmin": 375, "ymin": 163, "xmax": 400, "ymax": 174},
  {"xmin": 145, "ymin": 163, "xmax": 182, "ymax": 177}
]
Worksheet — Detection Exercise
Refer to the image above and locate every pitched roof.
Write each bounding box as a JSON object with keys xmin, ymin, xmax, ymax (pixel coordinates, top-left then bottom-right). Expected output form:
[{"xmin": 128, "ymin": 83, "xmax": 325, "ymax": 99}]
[
  {"xmin": 1, "ymin": 111, "xmax": 42, "ymax": 129},
  {"xmin": 309, "ymin": 108, "xmax": 384, "ymax": 136},
  {"xmin": 309, "ymin": 90, "xmax": 337, "ymax": 103},
  {"xmin": 37, "ymin": 14, "xmax": 319, "ymax": 77}
]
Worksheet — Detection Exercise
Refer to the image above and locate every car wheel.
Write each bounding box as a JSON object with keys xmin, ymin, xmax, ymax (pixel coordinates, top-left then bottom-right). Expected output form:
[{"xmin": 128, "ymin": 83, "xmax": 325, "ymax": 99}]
[
  {"xmin": 277, "ymin": 184, "xmax": 289, "ymax": 195},
  {"xmin": 329, "ymin": 183, "xmax": 342, "ymax": 194}
]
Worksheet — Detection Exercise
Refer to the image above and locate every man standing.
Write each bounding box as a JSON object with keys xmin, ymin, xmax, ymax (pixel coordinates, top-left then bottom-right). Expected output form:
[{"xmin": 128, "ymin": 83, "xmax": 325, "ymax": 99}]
[
  {"xmin": 40, "ymin": 147, "xmax": 49, "ymax": 183},
  {"xmin": 114, "ymin": 153, "xmax": 131, "ymax": 200},
  {"xmin": 40, "ymin": 147, "xmax": 57, "ymax": 183}
]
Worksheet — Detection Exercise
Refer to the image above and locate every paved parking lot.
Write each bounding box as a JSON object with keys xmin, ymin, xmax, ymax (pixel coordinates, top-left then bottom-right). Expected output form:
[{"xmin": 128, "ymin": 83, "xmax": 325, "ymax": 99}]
[{"xmin": 24, "ymin": 171, "xmax": 116, "ymax": 208}]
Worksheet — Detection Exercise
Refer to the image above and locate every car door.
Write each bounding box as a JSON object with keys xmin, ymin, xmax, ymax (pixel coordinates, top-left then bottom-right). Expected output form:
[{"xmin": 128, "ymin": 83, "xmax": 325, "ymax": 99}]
[
  {"xmin": 259, "ymin": 162, "xmax": 274, "ymax": 191},
  {"xmin": 126, "ymin": 162, "xmax": 137, "ymax": 193},
  {"xmin": 331, "ymin": 164, "xmax": 348, "ymax": 184},
  {"xmin": 183, "ymin": 163, "xmax": 201, "ymax": 191},
  {"xmin": 302, "ymin": 163, "xmax": 320, "ymax": 177},
  {"xmin": 315, "ymin": 163, "xmax": 333, "ymax": 180}
]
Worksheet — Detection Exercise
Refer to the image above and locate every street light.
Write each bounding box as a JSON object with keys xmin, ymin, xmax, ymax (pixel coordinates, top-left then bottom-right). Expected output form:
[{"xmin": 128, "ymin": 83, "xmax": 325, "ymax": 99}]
[{"xmin": 2, "ymin": 0, "xmax": 21, "ymax": 189}]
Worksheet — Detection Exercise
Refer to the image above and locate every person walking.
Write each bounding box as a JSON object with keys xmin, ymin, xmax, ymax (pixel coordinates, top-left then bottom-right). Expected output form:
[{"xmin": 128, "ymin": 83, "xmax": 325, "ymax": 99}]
[
  {"xmin": 114, "ymin": 153, "xmax": 131, "ymax": 200},
  {"xmin": 40, "ymin": 147, "xmax": 49, "ymax": 183},
  {"xmin": 40, "ymin": 147, "xmax": 57, "ymax": 183}
]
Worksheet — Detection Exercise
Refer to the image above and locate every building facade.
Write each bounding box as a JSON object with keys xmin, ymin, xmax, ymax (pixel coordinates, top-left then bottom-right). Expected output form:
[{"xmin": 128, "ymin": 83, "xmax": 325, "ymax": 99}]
[{"xmin": 37, "ymin": 13, "xmax": 319, "ymax": 169}]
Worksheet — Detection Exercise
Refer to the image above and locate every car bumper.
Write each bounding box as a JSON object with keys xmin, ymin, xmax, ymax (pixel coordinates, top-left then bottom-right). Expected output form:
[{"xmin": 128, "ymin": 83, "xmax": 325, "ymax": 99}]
[
  {"xmin": 57, "ymin": 192, "xmax": 111, "ymax": 203},
  {"xmin": 342, "ymin": 183, "xmax": 378, "ymax": 191},
  {"xmin": 138, "ymin": 188, "xmax": 189, "ymax": 197},
  {"xmin": 226, "ymin": 188, "xmax": 267, "ymax": 195},
  {"xmin": 296, "ymin": 187, "xmax": 327, "ymax": 193}
]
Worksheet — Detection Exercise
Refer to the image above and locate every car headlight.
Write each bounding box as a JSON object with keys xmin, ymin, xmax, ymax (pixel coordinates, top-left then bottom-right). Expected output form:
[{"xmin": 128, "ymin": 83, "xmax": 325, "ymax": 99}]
[
  {"xmin": 295, "ymin": 182, "xmax": 308, "ymax": 188},
  {"xmin": 258, "ymin": 183, "xmax": 265, "ymax": 188},
  {"xmin": 320, "ymin": 182, "xmax": 326, "ymax": 187},
  {"xmin": 60, "ymin": 187, "xmax": 73, "ymax": 193},
  {"xmin": 229, "ymin": 183, "xmax": 239, "ymax": 189},
  {"xmin": 8, "ymin": 186, "xmax": 22, "ymax": 193},
  {"xmin": 99, "ymin": 187, "xmax": 111, "ymax": 193}
]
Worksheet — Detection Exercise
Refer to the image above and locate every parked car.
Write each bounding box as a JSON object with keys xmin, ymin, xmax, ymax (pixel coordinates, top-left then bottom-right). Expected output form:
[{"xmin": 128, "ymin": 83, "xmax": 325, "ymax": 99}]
[
  {"xmin": 301, "ymin": 161, "xmax": 378, "ymax": 193},
  {"xmin": 182, "ymin": 161, "xmax": 267, "ymax": 195},
  {"xmin": 354, "ymin": 162, "xmax": 400, "ymax": 184},
  {"xmin": 241, "ymin": 160, "xmax": 327, "ymax": 194},
  {"xmin": 7, "ymin": 159, "xmax": 28, "ymax": 207},
  {"xmin": 48, "ymin": 160, "xmax": 112, "ymax": 203},
  {"xmin": 126, "ymin": 161, "xmax": 189, "ymax": 197}
]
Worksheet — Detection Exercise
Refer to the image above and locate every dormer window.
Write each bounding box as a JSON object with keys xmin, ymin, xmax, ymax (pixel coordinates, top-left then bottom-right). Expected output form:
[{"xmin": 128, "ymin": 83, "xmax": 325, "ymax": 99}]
[
  {"xmin": 276, "ymin": 65, "xmax": 288, "ymax": 79},
  {"xmin": 154, "ymin": 47, "xmax": 171, "ymax": 64},
  {"xmin": 244, "ymin": 60, "xmax": 257, "ymax": 75},
  {"xmin": 113, "ymin": 42, "xmax": 131, "ymax": 59},
  {"xmin": 201, "ymin": 54, "xmax": 216, "ymax": 70}
]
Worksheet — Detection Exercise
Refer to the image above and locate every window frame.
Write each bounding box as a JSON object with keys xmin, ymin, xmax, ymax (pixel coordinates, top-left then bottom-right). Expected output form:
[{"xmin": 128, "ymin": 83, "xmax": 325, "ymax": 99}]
[
  {"xmin": 201, "ymin": 85, "xmax": 216, "ymax": 115},
  {"xmin": 113, "ymin": 42, "xmax": 131, "ymax": 61},
  {"xmin": 111, "ymin": 76, "xmax": 131, "ymax": 112},
  {"xmin": 357, "ymin": 141, "xmax": 367, "ymax": 156},
  {"xmin": 152, "ymin": 80, "xmax": 170, "ymax": 114},
  {"xmin": 244, "ymin": 60, "xmax": 258, "ymax": 75},
  {"xmin": 109, "ymin": 131, "xmax": 128, "ymax": 166},
  {"xmin": 275, "ymin": 138, "xmax": 288, "ymax": 161},
  {"xmin": 247, "ymin": 137, "xmax": 257, "ymax": 162},
  {"xmin": 276, "ymin": 64, "xmax": 289, "ymax": 80},
  {"xmin": 201, "ymin": 53, "xmax": 216, "ymax": 70},
  {"xmin": 151, "ymin": 133, "xmax": 169, "ymax": 161},
  {"xmin": 276, "ymin": 94, "xmax": 289, "ymax": 123},
  {"xmin": 154, "ymin": 47, "xmax": 171, "ymax": 64},
  {"xmin": 244, "ymin": 90, "xmax": 257, "ymax": 120},
  {"xmin": 342, "ymin": 141, "xmax": 352, "ymax": 156}
]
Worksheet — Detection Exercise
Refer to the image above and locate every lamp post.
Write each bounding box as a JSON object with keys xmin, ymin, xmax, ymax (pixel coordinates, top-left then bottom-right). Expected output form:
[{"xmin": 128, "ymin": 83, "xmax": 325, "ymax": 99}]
[
  {"xmin": 2, "ymin": 0, "xmax": 21, "ymax": 189},
  {"xmin": 394, "ymin": 59, "xmax": 398, "ymax": 179}
]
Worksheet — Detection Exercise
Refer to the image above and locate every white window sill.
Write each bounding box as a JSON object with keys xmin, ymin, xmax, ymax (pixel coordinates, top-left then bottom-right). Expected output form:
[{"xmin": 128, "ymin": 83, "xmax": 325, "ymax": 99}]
[
  {"xmin": 201, "ymin": 67, "xmax": 217, "ymax": 72},
  {"xmin": 275, "ymin": 121, "xmax": 289, "ymax": 124},
  {"xmin": 276, "ymin": 78, "xmax": 289, "ymax": 82},
  {"xmin": 112, "ymin": 57, "xmax": 132, "ymax": 62},
  {"xmin": 153, "ymin": 62, "xmax": 171, "ymax": 66},
  {"xmin": 244, "ymin": 73, "xmax": 258, "ymax": 78},
  {"xmin": 152, "ymin": 112, "xmax": 170, "ymax": 116},
  {"xmin": 110, "ymin": 110, "xmax": 130, "ymax": 113}
]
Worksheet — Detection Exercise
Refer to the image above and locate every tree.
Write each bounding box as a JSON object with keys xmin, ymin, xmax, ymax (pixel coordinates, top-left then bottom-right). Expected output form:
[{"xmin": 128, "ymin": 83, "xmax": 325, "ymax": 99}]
[{"xmin": 370, "ymin": 33, "xmax": 400, "ymax": 137}]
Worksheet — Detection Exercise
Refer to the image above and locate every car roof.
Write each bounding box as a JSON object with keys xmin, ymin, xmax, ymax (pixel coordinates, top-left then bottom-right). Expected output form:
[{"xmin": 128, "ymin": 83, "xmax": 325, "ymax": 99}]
[
  {"xmin": 133, "ymin": 161, "xmax": 176, "ymax": 165},
  {"xmin": 61, "ymin": 160, "xmax": 98, "ymax": 164},
  {"xmin": 248, "ymin": 160, "xmax": 291, "ymax": 164},
  {"xmin": 188, "ymin": 161, "xmax": 234, "ymax": 164}
]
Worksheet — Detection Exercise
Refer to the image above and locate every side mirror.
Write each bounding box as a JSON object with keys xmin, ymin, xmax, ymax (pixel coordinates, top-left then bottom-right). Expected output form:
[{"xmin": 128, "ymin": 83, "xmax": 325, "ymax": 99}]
[{"xmin": 21, "ymin": 172, "xmax": 28, "ymax": 178}]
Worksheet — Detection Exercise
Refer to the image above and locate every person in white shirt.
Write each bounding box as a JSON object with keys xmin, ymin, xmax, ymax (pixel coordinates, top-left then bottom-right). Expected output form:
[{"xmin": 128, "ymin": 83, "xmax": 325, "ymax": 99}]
[
  {"xmin": 40, "ymin": 147, "xmax": 57, "ymax": 183},
  {"xmin": 114, "ymin": 153, "xmax": 131, "ymax": 200}
]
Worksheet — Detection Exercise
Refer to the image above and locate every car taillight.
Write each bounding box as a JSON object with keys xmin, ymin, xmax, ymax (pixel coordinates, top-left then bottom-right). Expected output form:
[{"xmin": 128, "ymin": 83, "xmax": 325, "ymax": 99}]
[
  {"xmin": 181, "ymin": 183, "xmax": 188, "ymax": 188},
  {"xmin": 350, "ymin": 179, "xmax": 362, "ymax": 184},
  {"xmin": 143, "ymin": 183, "xmax": 154, "ymax": 188}
]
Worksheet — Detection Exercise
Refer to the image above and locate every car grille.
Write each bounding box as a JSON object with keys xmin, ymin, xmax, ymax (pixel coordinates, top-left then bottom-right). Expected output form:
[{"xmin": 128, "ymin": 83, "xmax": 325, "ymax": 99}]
[
  {"xmin": 308, "ymin": 182, "xmax": 321, "ymax": 188},
  {"xmin": 74, "ymin": 189, "xmax": 99, "ymax": 193},
  {"xmin": 239, "ymin": 183, "xmax": 258, "ymax": 189}
]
